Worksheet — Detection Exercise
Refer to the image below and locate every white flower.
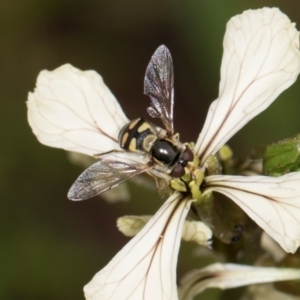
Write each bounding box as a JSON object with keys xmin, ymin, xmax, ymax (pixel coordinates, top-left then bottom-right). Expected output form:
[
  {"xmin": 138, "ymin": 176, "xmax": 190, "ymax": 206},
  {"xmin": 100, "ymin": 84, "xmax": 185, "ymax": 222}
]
[
  {"xmin": 204, "ymin": 173, "xmax": 300, "ymax": 253},
  {"xmin": 27, "ymin": 7, "xmax": 300, "ymax": 300},
  {"xmin": 195, "ymin": 7, "xmax": 300, "ymax": 164},
  {"xmin": 196, "ymin": 7, "xmax": 300, "ymax": 253},
  {"xmin": 84, "ymin": 193, "xmax": 192, "ymax": 300},
  {"xmin": 178, "ymin": 263, "xmax": 300, "ymax": 300},
  {"xmin": 27, "ymin": 64, "xmax": 128, "ymax": 156}
]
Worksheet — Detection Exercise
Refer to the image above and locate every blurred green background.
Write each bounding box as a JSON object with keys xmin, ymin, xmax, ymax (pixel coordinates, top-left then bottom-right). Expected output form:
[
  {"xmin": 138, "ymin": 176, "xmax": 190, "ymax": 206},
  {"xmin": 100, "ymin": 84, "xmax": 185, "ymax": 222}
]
[{"xmin": 2, "ymin": 0, "xmax": 300, "ymax": 299}]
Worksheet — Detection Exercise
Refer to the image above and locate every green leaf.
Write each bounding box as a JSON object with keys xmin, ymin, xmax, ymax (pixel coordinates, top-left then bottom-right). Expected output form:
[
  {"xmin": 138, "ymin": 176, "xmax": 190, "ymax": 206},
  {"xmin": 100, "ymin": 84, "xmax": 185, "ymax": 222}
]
[{"xmin": 263, "ymin": 134, "xmax": 300, "ymax": 176}]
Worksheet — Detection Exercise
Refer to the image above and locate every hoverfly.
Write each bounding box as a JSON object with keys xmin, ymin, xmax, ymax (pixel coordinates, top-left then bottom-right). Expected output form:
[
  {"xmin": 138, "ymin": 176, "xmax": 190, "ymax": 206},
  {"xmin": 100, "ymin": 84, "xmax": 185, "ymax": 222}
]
[{"xmin": 68, "ymin": 45, "xmax": 202, "ymax": 201}]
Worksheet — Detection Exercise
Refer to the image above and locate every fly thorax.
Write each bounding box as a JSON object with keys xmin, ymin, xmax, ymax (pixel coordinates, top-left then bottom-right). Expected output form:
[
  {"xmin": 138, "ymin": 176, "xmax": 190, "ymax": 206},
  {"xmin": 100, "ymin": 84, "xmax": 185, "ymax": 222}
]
[{"xmin": 151, "ymin": 139, "xmax": 181, "ymax": 167}]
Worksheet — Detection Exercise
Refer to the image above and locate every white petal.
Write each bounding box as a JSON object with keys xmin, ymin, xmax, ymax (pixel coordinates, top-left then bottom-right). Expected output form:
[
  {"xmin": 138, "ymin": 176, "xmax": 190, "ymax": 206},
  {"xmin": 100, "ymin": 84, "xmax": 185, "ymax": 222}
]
[
  {"xmin": 195, "ymin": 8, "xmax": 300, "ymax": 164},
  {"xmin": 204, "ymin": 173, "xmax": 300, "ymax": 253},
  {"xmin": 84, "ymin": 193, "xmax": 193, "ymax": 300},
  {"xmin": 27, "ymin": 64, "xmax": 129, "ymax": 156},
  {"xmin": 178, "ymin": 263, "xmax": 300, "ymax": 300},
  {"xmin": 117, "ymin": 216, "xmax": 212, "ymax": 247}
]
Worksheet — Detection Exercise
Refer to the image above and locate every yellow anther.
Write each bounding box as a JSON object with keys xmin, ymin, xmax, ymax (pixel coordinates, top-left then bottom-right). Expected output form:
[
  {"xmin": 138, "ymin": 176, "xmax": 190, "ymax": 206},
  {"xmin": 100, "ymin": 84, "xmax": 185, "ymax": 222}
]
[
  {"xmin": 170, "ymin": 179, "xmax": 187, "ymax": 192},
  {"xmin": 181, "ymin": 169, "xmax": 191, "ymax": 182}
]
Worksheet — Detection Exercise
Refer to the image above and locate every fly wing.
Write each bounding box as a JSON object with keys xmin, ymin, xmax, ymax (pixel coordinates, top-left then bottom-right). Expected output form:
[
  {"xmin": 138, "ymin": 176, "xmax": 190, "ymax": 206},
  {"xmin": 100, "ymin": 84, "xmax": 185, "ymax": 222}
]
[
  {"xmin": 68, "ymin": 152, "xmax": 151, "ymax": 201},
  {"xmin": 144, "ymin": 45, "xmax": 174, "ymax": 135}
]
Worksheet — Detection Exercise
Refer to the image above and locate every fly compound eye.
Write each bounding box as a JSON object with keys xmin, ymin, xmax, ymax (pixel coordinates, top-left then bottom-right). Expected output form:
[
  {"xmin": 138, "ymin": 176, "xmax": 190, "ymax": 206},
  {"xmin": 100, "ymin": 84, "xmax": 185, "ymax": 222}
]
[
  {"xmin": 169, "ymin": 146, "xmax": 194, "ymax": 178},
  {"xmin": 170, "ymin": 164, "xmax": 185, "ymax": 178},
  {"xmin": 142, "ymin": 134, "xmax": 157, "ymax": 152},
  {"xmin": 182, "ymin": 146, "xmax": 194, "ymax": 162}
]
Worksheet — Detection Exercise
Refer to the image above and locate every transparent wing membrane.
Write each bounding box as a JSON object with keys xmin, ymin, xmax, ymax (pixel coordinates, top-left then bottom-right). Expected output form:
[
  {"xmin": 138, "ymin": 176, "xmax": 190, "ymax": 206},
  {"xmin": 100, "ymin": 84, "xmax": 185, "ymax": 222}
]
[
  {"xmin": 144, "ymin": 45, "xmax": 174, "ymax": 135},
  {"xmin": 68, "ymin": 152, "xmax": 150, "ymax": 201}
]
